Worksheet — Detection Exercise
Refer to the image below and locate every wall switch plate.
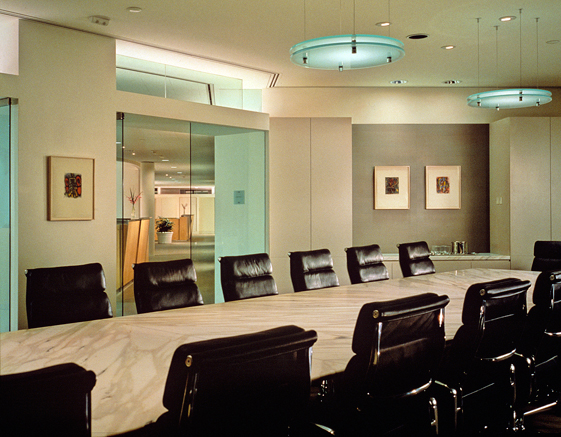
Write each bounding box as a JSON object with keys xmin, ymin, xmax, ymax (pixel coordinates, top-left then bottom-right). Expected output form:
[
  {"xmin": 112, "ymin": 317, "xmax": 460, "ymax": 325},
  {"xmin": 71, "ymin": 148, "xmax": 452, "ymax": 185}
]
[{"xmin": 234, "ymin": 190, "xmax": 245, "ymax": 204}]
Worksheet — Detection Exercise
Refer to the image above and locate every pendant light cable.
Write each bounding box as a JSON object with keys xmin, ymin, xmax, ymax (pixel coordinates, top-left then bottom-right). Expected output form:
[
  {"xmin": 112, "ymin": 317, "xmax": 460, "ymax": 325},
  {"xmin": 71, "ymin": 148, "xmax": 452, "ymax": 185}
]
[
  {"xmin": 339, "ymin": 0, "xmax": 342, "ymax": 35},
  {"xmin": 495, "ymin": 25, "xmax": 499, "ymax": 90},
  {"xmin": 477, "ymin": 18, "xmax": 480, "ymax": 92},
  {"xmin": 353, "ymin": 0, "xmax": 356, "ymax": 35},
  {"xmin": 536, "ymin": 17, "xmax": 540, "ymax": 88},
  {"xmin": 388, "ymin": 0, "xmax": 391, "ymax": 37},
  {"xmin": 519, "ymin": 9, "xmax": 522, "ymax": 88},
  {"xmin": 304, "ymin": 0, "xmax": 307, "ymax": 40}
]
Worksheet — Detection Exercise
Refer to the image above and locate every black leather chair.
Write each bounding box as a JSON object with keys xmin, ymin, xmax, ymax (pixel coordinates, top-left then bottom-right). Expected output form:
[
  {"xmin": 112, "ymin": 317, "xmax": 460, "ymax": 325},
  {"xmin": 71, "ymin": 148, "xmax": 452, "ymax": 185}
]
[
  {"xmin": 531, "ymin": 241, "xmax": 561, "ymax": 271},
  {"xmin": 133, "ymin": 258, "xmax": 203, "ymax": 313},
  {"xmin": 26, "ymin": 263, "xmax": 113, "ymax": 329},
  {"xmin": 397, "ymin": 241, "xmax": 435, "ymax": 277},
  {"xmin": 0, "ymin": 363, "xmax": 96, "ymax": 436},
  {"xmin": 288, "ymin": 249, "xmax": 339, "ymax": 292},
  {"xmin": 436, "ymin": 278, "xmax": 532, "ymax": 433},
  {"xmin": 332, "ymin": 293, "xmax": 450, "ymax": 436},
  {"xmin": 157, "ymin": 325, "xmax": 327, "ymax": 436},
  {"xmin": 345, "ymin": 244, "xmax": 389, "ymax": 284},
  {"xmin": 219, "ymin": 253, "xmax": 278, "ymax": 302},
  {"xmin": 517, "ymin": 270, "xmax": 561, "ymax": 416}
]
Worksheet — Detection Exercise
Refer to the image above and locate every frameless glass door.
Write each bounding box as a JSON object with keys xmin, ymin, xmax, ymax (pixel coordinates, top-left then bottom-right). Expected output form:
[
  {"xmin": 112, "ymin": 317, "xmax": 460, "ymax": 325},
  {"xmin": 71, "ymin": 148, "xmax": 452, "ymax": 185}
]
[
  {"xmin": 116, "ymin": 114, "xmax": 268, "ymax": 311},
  {"xmin": 0, "ymin": 98, "xmax": 18, "ymax": 332},
  {"xmin": 191, "ymin": 123, "xmax": 268, "ymax": 304}
]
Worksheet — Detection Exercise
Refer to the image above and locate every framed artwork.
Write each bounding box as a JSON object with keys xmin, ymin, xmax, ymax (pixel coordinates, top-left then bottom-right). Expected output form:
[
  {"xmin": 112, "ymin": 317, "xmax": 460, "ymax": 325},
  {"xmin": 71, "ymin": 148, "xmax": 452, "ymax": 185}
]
[
  {"xmin": 373, "ymin": 166, "xmax": 410, "ymax": 209},
  {"xmin": 425, "ymin": 165, "xmax": 461, "ymax": 209},
  {"xmin": 48, "ymin": 156, "xmax": 95, "ymax": 220}
]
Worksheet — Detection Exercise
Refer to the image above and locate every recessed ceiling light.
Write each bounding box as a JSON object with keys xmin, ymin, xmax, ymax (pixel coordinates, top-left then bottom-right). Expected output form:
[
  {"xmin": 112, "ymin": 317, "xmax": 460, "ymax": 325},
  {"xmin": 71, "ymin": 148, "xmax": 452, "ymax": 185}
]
[
  {"xmin": 162, "ymin": 159, "xmax": 169, "ymax": 162},
  {"xmin": 499, "ymin": 16, "xmax": 516, "ymax": 22},
  {"xmin": 407, "ymin": 33, "xmax": 429, "ymax": 40},
  {"xmin": 441, "ymin": 45, "xmax": 455, "ymax": 50},
  {"xmin": 127, "ymin": 7, "xmax": 142, "ymax": 13},
  {"xmin": 376, "ymin": 22, "xmax": 391, "ymax": 27},
  {"xmin": 443, "ymin": 80, "xmax": 461, "ymax": 84},
  {"xmin": 390, "ymin": 80, "xmax": 408, "ymax": 84}
]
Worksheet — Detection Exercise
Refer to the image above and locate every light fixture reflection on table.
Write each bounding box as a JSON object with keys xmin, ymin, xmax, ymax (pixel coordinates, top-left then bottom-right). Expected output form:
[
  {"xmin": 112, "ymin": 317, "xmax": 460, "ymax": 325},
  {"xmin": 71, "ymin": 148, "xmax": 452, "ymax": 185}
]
[{"xmin": 289, "ymin": 34, "xmax": 405, "ymax": 70}]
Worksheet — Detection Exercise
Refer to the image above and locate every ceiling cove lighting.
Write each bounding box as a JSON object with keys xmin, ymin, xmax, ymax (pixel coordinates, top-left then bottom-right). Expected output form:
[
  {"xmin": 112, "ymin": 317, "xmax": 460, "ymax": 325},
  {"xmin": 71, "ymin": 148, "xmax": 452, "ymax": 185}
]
[
  {"xmin": 467, "ymin": 10, "xmax": 552, "ymax": 109},
  {"xmin": 290, "ymin": 0, "xmax": 404, "ymax": 70}
]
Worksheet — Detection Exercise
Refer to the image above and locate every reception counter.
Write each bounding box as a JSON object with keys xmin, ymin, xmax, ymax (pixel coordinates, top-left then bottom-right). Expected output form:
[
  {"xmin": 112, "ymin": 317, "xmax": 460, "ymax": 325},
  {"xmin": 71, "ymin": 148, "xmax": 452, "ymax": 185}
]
[
  {"xmin": 117, "ymin": 218, "xmax": 150, "ymax": 287},
  {"xmin": 0, "ymin": 268, "xmax": 538, "ymax": 435}
]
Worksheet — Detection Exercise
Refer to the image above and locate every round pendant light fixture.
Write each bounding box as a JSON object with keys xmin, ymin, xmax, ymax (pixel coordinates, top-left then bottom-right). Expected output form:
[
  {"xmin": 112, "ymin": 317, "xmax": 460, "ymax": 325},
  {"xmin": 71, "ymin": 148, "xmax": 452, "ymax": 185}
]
[
  {"xmin": 290, "ymin": 0, "xmax": 404, "ymax": 71},
  {"xmin": 467, "ymin": 89, "xmax": 552, "ymax": 108},
  {"xmin": 290, "ymin": 34, "xmax": 405, "ymax": 70},
  {"xmin": 468, "ymin": 9, "xmax": 552, "ymax": 109}
]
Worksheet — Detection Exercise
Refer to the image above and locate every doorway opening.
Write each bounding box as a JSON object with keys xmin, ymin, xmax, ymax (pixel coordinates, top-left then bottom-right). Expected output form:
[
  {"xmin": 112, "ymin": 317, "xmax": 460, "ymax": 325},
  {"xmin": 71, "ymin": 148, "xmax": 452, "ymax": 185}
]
[{"xmin": 116, "ymin": 113, "xmax": 268, "ymax": 315}]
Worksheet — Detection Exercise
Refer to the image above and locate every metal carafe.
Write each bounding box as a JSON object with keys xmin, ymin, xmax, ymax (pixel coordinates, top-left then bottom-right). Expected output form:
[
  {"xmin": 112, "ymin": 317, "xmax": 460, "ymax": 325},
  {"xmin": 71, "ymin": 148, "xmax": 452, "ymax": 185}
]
[{"xmin": 452, "ymin": 241, "xmax": 467, "ymax": 254}]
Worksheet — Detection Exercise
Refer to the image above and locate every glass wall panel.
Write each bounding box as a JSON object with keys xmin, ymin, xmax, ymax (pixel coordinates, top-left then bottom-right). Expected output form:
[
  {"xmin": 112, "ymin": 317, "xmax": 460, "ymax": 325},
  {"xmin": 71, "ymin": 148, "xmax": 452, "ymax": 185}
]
[
  {"xmin": 202, "ymin": 125, "xmax": 268, "ymax": 303},
  {"xmin": 116, "ymin": 115, "xmax": 267, "ymax": 310},
  {"xmin": 117, "ymin": 114, "xmax": 194, "ymax": 314},
  {"xmin": 0, "ymin": 98, "xmax": 18, "ymax": 332},
  {"xmin": 189, "ymin": 129, "xmax": 215, "ymax": 304},
  {"xmin": 116, "ymin": 113, "xmax": 125, "ymax": 316},
  {"xmin": 116, "ymin": 55, "xmax": 262, "ymax": 110}
]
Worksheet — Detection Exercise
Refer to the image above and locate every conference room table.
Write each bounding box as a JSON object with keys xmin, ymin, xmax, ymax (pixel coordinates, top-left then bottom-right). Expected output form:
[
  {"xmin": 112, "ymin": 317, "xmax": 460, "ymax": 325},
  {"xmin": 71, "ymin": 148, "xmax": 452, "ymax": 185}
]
[{"xmin": 0, "ymin": 268, "xmax": 540, "ymax": 436}]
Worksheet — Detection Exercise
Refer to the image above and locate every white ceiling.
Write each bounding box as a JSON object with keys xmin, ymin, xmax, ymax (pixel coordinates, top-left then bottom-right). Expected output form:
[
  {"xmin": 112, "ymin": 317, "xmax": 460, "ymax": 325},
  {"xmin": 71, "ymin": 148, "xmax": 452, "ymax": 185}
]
[{"xmin": 2, "ymin": 0, "xmax": 560, "ymax": 89}]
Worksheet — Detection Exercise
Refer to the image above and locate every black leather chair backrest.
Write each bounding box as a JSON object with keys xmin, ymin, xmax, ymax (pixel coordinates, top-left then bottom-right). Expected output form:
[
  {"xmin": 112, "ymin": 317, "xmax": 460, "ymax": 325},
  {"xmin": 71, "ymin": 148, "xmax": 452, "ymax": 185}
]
[
  {"xmin": 531, "ymin": 241, "xmax": 561, "ymax": 271},
  {"xmin": 397, "ymin": 241, "xmax": 435, "ymax": 277},
  {"xmin": 25, "ymin": 263, "xmax": 113, "ymax": 329},
  {"xmin": 456, "ymin": 278, "xmax": 530, "ymax": 361},
  {"xmin": 219, "ymin": 253, "xmax": 278, "ymax": 302},
  {"xmin": 161, "ymin": 325, "xmax": 318, "ymax": 436},
  {"xmin": 0, "ymin": 363, "xmax": 96, "ymax": 437},
  {"xmin": 289, "ymin": 249, "xmax": 339, "ymax": 292},
  {"xmin": 345, "ymin": 244, "xmax": 389, "ymax": 284},
  {"xmin": 133, "ymin": 258, "xmax": 203, "ymax": 313},
  {"xmin": 345, "ymin": 293, "xmax": 449, "ymax": 400},
  {"xmin": 518, "ymin": 270, "xmax": 561, "ymax": 359}
]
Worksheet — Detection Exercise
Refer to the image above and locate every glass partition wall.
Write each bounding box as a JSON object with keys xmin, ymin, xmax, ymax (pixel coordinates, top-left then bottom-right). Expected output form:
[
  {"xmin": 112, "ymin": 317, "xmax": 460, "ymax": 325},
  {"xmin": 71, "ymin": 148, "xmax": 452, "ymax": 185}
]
[
  {"xmin": 116, "ymin": 114, "xmax": 267, "ymax": 315},
  {"xmin": 0, "ymin": 98, "xmax": 18, "ymax": 332}
]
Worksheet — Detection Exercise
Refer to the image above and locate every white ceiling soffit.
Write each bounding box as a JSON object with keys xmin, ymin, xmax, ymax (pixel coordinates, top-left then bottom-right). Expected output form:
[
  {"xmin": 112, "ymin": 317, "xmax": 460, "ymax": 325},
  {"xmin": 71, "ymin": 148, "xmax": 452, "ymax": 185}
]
[
  {"xmin": 0, "ymin": 14, "xmax": 19, "ymax": 75},
  {"xmin": 116, "ymin": 40, "xmax": 277, "ymax": 90}
]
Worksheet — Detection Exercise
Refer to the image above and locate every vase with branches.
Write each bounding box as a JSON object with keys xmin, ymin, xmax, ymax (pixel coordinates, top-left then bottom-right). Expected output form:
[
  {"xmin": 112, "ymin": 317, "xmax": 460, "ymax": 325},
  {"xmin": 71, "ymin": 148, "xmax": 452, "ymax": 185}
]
[{"xmin": 126, "ymin": 188, "xmax": 142, "ymax": 218}]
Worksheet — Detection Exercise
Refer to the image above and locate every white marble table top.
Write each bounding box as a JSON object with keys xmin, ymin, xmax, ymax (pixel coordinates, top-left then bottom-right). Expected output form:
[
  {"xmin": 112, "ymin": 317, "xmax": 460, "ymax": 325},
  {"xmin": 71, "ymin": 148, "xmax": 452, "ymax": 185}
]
[{"xmin": 0, "ymin": 269, "xmax": 539, "ymax": 436}]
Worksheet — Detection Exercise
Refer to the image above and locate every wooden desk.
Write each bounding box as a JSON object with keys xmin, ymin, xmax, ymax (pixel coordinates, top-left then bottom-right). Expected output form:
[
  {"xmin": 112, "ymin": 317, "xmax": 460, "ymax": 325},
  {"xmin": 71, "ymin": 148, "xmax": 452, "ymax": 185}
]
[{"xmin": 0, "ymin": 269, "xmax": 539, "ymax": 435}]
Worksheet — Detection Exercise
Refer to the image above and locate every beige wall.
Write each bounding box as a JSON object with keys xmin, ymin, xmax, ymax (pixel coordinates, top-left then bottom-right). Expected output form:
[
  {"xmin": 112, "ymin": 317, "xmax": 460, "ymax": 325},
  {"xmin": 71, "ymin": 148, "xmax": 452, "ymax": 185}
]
[
  {"xmin": 352, "ymin": 124, "xmax": 490, "ymax": 254},
  {"xmin": 490, "ymin": 117, "xmax": 561, "ymax": 270},
  {"xmin": 4, "ymin": 21, "xmax": 117, "ymax": 328},
  {"xmin": 489, "ymin": 119, "xmax": 511, "ymax": 255},
  {"xmin": 269, "ymin": 118, "xmax": 353, "ymax": 293}
]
